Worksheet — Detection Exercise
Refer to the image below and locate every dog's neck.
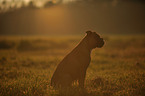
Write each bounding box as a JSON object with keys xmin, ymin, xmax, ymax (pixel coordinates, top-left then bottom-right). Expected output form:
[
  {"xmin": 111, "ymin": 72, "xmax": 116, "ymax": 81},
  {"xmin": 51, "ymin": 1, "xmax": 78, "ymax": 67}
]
[{"xmin": 78, "ymin": 36, "xmax": 92, "ymax": 52}]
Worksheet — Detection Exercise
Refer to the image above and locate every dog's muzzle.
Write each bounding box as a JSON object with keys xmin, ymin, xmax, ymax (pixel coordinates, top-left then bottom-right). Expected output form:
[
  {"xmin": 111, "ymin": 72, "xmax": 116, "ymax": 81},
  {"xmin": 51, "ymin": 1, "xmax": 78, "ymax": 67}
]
[{"xmin": 96, "ymin": 38, "xmax": 104, "ymax": 48}]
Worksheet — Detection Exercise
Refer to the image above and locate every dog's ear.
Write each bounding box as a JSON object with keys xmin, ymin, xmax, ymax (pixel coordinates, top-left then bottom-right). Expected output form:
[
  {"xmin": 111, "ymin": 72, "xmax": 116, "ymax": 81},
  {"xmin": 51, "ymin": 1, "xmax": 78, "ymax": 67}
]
[{"xmin": 86, "ymin": 31, "xmax": 92, "ymax": 35}]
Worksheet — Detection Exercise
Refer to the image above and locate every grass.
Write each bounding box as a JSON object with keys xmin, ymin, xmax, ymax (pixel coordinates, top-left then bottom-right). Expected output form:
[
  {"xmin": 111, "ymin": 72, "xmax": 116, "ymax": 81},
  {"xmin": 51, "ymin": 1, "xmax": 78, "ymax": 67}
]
[{"xmin": 0, "ymin": 34, "xmax": 145, "ymax": 96}]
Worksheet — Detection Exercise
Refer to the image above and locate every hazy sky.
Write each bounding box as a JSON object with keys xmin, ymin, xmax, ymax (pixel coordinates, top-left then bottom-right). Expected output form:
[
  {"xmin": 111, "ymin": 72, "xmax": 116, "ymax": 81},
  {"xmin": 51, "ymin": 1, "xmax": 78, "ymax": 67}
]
[{"xmin": 0, "ymin": 0, "xmax": 145, "ymax": 35}]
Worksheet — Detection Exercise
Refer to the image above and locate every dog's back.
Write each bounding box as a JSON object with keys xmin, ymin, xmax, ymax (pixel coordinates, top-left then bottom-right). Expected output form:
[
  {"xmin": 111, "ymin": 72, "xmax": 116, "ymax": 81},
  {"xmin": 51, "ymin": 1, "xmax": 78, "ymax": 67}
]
[{"xmin": 51, "ymin": 35, "xmax": 91, "ymax": 87}]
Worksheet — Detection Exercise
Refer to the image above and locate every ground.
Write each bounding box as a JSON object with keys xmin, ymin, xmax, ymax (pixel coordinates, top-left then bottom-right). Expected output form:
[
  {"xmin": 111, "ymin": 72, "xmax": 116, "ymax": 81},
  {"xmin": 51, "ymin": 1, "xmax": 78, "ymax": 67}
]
[{"xmin": 0, "ymin": 34, "xmax": 145, "ymax": 96}]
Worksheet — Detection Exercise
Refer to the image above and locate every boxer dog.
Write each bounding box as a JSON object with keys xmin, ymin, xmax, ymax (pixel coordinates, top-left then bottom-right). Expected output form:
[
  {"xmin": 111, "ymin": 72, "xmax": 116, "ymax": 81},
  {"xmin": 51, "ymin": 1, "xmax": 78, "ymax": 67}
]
[{"xmin": 51, "ymin": 31, "xmax": 104, "ymax": 88}]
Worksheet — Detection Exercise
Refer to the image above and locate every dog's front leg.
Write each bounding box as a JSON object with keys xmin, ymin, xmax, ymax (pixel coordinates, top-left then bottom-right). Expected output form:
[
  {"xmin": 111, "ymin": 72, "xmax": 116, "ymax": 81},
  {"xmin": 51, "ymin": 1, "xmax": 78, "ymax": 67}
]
[{"xmin": 78, "ymin": 71, "xmax": 86, "ymax": 88}]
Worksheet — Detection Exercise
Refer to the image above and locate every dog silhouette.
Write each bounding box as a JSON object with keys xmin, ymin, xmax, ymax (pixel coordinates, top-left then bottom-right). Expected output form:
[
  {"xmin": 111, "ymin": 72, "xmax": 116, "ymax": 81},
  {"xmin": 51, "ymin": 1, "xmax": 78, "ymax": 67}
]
[{"xmin": 51, "ymin": 31, "xmax": 104, "ymax": 88}]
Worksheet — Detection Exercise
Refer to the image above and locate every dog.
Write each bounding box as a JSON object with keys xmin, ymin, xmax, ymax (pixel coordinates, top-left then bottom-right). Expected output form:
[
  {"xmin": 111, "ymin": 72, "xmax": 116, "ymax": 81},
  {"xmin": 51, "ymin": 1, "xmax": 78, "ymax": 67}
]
[{"xmin": 51, "ymin": 31, "xmax": 104, "ymax": 88}]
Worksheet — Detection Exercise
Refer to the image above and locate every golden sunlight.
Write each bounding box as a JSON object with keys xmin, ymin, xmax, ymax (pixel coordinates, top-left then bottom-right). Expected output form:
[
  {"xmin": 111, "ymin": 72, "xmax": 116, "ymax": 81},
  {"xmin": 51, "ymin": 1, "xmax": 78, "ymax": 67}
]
[
  {"xmin": 34, "ymin": 5, "xmax": 73, "ymax": 33},
  {"xmin": 0, "ymin": 0, "xmax": 145, "ymax": 96}
]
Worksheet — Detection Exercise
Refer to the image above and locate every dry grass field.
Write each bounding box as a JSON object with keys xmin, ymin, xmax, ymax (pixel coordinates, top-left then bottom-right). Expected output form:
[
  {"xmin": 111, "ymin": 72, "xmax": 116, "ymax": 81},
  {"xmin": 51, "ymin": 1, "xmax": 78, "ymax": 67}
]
[{"xmin": 0, "ymin": 34, "xmax": 145, "ymax": 96}]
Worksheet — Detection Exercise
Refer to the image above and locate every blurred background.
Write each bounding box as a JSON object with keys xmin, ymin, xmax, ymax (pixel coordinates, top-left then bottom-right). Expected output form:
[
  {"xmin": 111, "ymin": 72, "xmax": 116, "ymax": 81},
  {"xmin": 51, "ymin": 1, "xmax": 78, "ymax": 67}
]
[{"xmin": 0, "ymin": 0, "xmax": 145, "ymax": 35}]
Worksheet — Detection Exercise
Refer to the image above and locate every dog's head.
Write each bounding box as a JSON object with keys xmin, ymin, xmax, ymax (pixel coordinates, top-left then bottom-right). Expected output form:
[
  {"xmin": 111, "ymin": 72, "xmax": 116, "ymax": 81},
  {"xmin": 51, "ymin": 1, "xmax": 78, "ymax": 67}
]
[{"xmin": 86, "ymin": 31, "xmax": 104, "ymax": 49}]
